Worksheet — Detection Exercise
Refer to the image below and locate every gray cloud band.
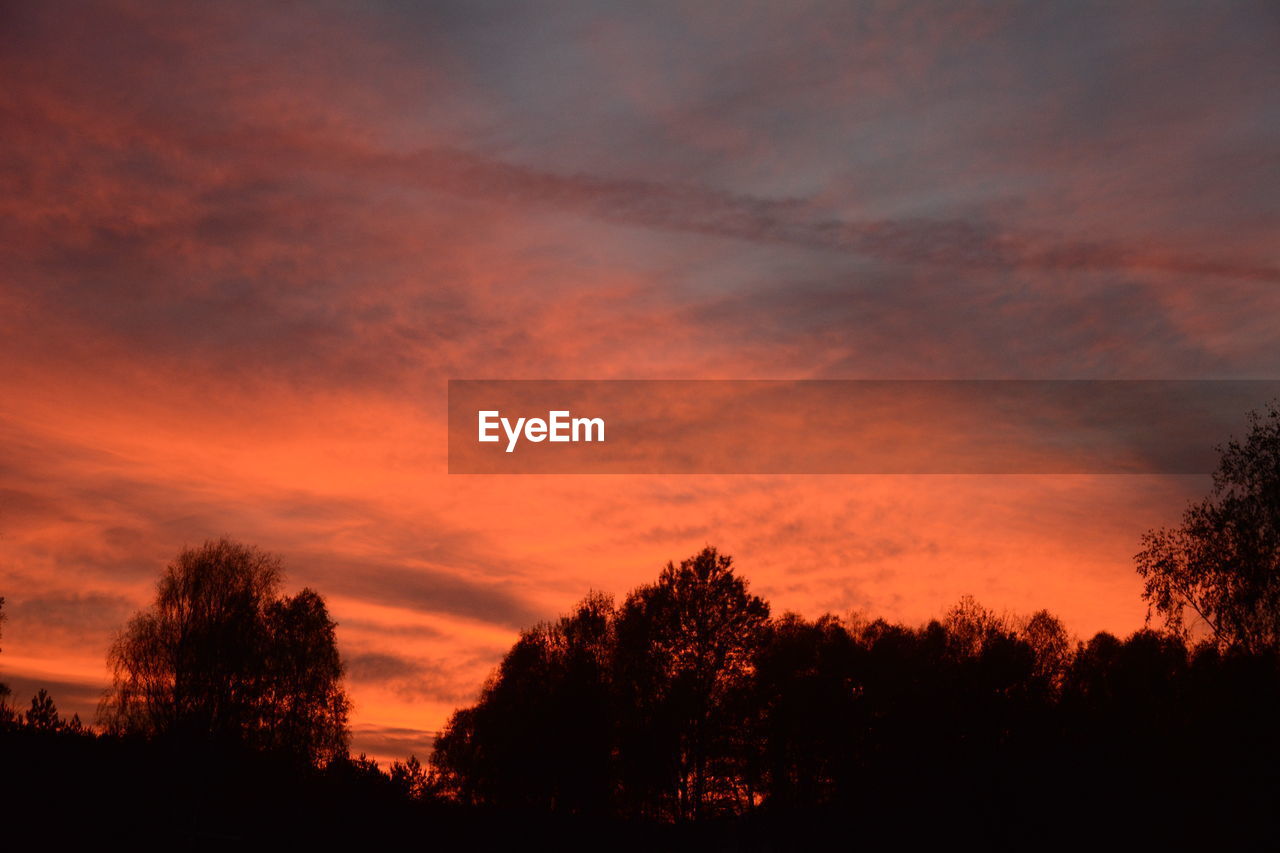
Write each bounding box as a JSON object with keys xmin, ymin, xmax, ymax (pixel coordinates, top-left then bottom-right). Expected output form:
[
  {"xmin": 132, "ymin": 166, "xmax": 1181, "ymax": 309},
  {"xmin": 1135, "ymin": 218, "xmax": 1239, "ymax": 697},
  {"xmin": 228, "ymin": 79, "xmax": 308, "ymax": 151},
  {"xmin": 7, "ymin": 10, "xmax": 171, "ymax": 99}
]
[{"xmin": 392, "ymin": 148, "xmax": 1278, "ymax": 282}]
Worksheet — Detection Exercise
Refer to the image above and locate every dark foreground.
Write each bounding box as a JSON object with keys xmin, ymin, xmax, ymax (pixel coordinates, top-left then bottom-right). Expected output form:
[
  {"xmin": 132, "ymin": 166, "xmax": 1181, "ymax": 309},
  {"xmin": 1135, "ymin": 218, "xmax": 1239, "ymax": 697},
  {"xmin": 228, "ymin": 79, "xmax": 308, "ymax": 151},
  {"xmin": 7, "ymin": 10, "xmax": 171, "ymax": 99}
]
[{"xmin": 5, "ymin": 724, "xmax": 1277, "ymax": 851}]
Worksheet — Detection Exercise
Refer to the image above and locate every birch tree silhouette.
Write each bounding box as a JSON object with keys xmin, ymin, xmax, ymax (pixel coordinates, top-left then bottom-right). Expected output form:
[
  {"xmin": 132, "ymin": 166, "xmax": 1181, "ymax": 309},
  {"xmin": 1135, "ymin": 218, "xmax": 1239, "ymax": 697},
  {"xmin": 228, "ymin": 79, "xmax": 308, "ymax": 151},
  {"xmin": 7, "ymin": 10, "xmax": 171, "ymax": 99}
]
[{"xmin": 100, "ymin": 538, "xmax": 350, "ymax": 765}]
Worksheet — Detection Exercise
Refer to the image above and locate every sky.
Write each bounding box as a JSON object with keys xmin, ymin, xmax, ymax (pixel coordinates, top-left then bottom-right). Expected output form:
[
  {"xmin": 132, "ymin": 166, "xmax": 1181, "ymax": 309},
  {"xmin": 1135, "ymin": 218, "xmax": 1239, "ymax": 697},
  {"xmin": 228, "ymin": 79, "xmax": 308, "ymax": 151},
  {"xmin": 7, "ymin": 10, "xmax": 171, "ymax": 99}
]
[{"xmin": 1, "ymin": 0, "xmax": 1277, "ymax": 761}]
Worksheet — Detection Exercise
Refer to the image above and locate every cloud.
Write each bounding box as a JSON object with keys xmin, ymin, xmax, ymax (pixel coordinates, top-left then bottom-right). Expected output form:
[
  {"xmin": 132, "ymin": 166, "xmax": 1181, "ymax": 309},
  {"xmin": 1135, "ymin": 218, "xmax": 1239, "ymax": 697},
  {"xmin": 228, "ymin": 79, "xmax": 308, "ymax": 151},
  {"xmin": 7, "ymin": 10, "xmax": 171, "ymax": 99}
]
[
  {"xmin": 309, "ymin": 557, "xmax": 543, "ymax": 629},
  {"xmin": 1, "ymin": 674, "xmax": 105, "ymax": 722},
  {"xmin": 350, "ymin": 723, "xmax": 439, "ymax": 764},
  {"xmin": 379, "ymin": 146, "xmax": 1280, "ymax": 282},
  {"xmin": 6, "ymin": 591, "xmax": 134, "ymax": 636},
  {"xmin": 346, "ymin": 651, "xmax": 473, "ymax": 703}
]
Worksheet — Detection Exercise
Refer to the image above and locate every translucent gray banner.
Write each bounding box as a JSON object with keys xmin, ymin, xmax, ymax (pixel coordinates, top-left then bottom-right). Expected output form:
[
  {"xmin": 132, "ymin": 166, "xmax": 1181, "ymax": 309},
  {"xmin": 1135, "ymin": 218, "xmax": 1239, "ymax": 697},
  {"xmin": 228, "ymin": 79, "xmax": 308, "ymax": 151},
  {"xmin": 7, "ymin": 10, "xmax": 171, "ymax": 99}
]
[{"xmin": 447, "ymin": 380, "xmax": 1280, "ymax": 474}]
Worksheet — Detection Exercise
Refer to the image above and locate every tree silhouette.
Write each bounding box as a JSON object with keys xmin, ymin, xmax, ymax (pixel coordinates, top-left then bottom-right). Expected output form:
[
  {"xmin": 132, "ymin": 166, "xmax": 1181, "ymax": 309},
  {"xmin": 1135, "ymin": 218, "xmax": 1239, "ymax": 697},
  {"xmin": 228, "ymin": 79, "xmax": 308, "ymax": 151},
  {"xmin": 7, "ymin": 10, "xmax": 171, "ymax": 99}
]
[
  {"xmin": 1018, "ymin": 609, "xmax": 1072, "ymax": 695},
  {"xmin": 389, "ymin": 754, "xmax": 431, "ymax": 801},
  {"xmin": 432, "ymin": 592, "xmax": 617, "ymax": 813},
  {"xmin": 432, "ymin": 548, "xmax": 771, "ymax": 819},
  {"xmin": 25, "ymin": 688, "xmax": 62, "ymax": 731},
  {"xmin": 100, "ymin": 538, "xmax": 350, "ymax": 764},
  {"xmin": 613, "ymin": 547, "xmax": 769, "ymax": 819},
  {"xmin": 752, "ymin": 613, "xmax": 860, "ymax": 808},
  {"xmin": 1137, "ymin": 401, "xmax": 1280, "ymax": 652}
]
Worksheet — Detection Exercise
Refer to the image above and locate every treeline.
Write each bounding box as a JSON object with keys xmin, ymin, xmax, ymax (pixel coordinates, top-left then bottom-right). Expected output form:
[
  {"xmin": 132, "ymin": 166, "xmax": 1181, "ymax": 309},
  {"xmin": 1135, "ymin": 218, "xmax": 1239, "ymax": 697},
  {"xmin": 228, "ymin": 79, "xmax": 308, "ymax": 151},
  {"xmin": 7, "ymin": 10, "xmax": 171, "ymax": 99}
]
[
  {"xmin": 0, "ymin": 573, "xmax": 459, "ymax": 848},
  {"xmin": 2, "ymin": 547, "xmax": 1279, "ymax": 847},
  {"xmin": 430, "ymin": 547, "xmax": 1280, "ymax": 832}
]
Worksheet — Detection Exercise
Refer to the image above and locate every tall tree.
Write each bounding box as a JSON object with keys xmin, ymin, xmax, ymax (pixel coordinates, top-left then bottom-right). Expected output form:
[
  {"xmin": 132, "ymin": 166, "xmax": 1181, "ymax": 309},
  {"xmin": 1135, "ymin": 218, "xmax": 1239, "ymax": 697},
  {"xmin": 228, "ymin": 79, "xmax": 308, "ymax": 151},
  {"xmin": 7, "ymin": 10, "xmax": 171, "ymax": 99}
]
[
  {"xmin": 614, "ymin": 547, "xmax": 770, "ymax": 820},
  {"xmin": 1137, "ymin": 402, "xmax": 1280, "ymax": 652},
  {"xmin": 100, "ymin": 538, "xmax": 350, "ymax": 765}
]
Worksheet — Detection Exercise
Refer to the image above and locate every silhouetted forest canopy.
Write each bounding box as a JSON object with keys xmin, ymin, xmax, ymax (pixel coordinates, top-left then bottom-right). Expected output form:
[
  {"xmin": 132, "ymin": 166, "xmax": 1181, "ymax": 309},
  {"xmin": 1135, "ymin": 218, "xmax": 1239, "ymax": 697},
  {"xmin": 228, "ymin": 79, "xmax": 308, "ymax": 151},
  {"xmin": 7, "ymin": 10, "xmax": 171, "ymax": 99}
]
[{"xmin": 3, "ymin": 404, "xmax": 1280, "ymax": 847}]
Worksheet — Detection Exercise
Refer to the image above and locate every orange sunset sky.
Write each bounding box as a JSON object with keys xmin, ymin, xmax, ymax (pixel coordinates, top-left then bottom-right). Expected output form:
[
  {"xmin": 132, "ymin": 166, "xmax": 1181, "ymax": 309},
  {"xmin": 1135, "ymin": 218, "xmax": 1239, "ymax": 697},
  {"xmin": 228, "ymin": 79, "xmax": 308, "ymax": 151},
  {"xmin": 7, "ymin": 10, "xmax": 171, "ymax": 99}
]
[{"xmin": 1, "ymin": 1, "xmax": 1277, "ymax": 761}]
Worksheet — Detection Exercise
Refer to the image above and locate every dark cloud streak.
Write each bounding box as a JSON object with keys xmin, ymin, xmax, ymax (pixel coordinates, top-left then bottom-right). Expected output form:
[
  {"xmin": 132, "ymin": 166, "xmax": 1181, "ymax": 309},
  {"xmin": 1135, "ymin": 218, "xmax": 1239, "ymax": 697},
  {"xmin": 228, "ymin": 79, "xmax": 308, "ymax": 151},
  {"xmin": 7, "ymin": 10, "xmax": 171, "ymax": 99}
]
[{"xmin": 373, "ymin": 148, "xmax": 1278, "ymax": 281}]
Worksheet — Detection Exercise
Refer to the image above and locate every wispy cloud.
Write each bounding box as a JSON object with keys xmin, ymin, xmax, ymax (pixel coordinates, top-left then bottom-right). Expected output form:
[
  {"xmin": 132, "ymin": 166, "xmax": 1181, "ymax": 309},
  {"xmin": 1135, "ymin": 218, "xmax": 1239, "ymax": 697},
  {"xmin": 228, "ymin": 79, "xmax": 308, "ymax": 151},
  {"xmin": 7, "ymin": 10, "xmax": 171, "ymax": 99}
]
[{"xmin": 383, "ymin": 146, "xmax": 1280, "ymax": 282}]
